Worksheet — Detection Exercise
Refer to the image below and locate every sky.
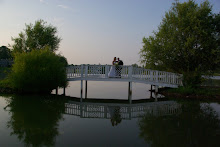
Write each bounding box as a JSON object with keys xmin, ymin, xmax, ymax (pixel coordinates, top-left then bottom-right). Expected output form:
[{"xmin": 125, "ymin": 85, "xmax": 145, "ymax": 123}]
[{"xmin": 0, "ymin": 0, "xmax": 220, "ymax": 65}]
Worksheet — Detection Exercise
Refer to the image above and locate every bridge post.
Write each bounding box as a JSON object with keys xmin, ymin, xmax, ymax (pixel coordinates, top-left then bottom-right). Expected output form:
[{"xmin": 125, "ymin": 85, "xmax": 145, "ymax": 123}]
[
  {"xmin": 128, "ymin": 107, "xmax": 131, "ymax": 120},
  {"xmin": 104, "ymin": 106, "xmax": 107, "ymax": 118},
  {"xmin": 156, "ymin": 71, "xmax": 158, "ymax": 83},
  {"xmin": 128, "ymin": 82, "xmax": 132, "ymax": 104},
  {"xmin": 150, "ymin": 85, "xmax": 153, "ymax": 98},
  {"xmin": 155, "ymin": 85, "xmax": 158, "ymax": 93},
  {"xmin": 105, "ymin": 65, "xmax": 109, "ymax": 78},
  {"xmin": 155, "ymin": 92, "xmax": 158, "ymax": 102},
  {"xmin": 56, "ymin": 87, "xmax": 58, "ymax": 95},
  {"xmin": 128, "ymin": 66, "xmax": 133, "ymax": 79},
  {"xmin": 150, "ymin": 70, "xmax": 153, "ymax": 81},
  {"xmin": 81, "ymin": 64, "xmax": 84, "ymax": 78},
  {"xmin": 80, "ymin": 104, "xmax": 83, "ymax": 117},
  {"xmin": 85, "ymin": 64, "xmax": 88, "ymax": 78},
  {"xmin": 81, "ymin": 80, "xmax": 83, "ymax": 100},
  {"xmin": 85, "ymin": 80, "xmax": 88, "ymax": 99}
]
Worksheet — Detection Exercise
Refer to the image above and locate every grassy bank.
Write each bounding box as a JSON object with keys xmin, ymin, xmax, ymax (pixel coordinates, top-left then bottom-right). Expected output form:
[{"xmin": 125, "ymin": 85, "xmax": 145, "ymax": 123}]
[
  {"xmin": 160, "ymin": 86, "xmax": 220, "ymax": 101},
  {"xmin": 202, "ymin": 78, "xmax": 220, "ymax": 87}
]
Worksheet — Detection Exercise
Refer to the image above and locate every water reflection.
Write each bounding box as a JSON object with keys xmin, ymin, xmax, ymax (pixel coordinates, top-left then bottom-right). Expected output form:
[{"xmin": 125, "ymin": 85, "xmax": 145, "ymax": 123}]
[
  {"xmin": 65, "ymin": 99, "xmax": 181, "ymax": 128},
  {"xmin": 4, "ymin": 95, "xmax": 67, "ymax": 147},
  {"xmin": 138, "ymin": 101, "xmax": 220, "ymax": 147},
  {"xmin": 108, "ymin": 106, "xmax": 122, "ymax": 126},
  {"xmin": 2, "ymin": 94, "xmax": 220, "ymax": 146}
]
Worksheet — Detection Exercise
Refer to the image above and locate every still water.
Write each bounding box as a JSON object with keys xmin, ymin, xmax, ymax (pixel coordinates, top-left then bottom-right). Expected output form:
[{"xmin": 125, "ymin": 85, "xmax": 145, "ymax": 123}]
[{"xmin": 0, "ymin": 81, "xmax": 220, "ymax": 147}]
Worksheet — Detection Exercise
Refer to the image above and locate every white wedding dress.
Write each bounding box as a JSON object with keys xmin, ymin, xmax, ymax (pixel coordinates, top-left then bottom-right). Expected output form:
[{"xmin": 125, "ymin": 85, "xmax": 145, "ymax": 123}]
[
  {"xmin": 108, "ymin": 62, "xmax": 117, "ymax": 78},
  {"xmin": 108, "ymin": 66, "xmax": 116, "ymax": 78}
]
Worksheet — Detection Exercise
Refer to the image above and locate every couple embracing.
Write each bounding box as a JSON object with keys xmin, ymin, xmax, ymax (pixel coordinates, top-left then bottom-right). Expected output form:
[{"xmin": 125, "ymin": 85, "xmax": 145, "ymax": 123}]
[{"xmin": 108, "ymin": 57, "xmax": 124, "ymax": 78}]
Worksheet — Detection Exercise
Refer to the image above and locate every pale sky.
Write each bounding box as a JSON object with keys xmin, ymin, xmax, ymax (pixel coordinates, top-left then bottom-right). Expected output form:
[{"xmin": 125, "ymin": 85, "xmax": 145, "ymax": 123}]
[{"xmin": 0, "ymin": 0, "xmax": 219, "ymax": 65}]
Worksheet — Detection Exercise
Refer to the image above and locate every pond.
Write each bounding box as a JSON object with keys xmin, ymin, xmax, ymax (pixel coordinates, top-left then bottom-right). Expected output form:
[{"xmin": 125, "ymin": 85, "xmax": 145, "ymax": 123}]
[{"xmin": 0, "ymin": 81, "xmax": 220, "ymax": 146}]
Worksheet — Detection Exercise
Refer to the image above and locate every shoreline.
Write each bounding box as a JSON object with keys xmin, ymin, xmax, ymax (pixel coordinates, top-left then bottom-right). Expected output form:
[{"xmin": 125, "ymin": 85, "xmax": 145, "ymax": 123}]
[
  {"xmin": 0, "ymin": 82, "xmax": 220, "ymax": 101},
  {"xmin": 0, "ymin": 86, "xmax": 18, "ymax": 94},
  {"xmin": 1, "ymin": 86, "xmax": 220, "ymax": 101},
  {"xmin": 159, "ymin": 86, "xmax": 220, "ymax": 101}
]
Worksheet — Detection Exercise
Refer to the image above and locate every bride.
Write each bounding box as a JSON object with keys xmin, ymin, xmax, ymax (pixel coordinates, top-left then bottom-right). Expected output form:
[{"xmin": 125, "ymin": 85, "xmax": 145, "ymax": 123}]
[{"xmin": 108, "ymin": 57, "xmax": 117, "ymax": 78}]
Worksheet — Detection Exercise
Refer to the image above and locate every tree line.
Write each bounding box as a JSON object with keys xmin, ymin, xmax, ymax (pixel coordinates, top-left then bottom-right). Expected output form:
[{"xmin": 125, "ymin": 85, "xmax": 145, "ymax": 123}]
[
  {"xmin": 140, "ymin": 0, "xmax": 220, "ymax": 87},
  {"xmin": 1, "ymin": 20, "xmax": 68, "ymax": 93}
]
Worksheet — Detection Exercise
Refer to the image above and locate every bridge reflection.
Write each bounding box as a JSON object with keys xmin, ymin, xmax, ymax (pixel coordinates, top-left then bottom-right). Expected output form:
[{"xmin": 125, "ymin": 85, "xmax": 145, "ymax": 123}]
[{"xmin": 65, "ymin": 100, "xmax": 182, "ymax": 120}]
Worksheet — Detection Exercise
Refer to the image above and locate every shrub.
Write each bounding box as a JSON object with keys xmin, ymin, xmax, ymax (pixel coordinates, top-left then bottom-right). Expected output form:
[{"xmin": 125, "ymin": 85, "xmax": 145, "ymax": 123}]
[{"xmin": 10, "ymin": 48, "xmax": 67, "ymax": 93}]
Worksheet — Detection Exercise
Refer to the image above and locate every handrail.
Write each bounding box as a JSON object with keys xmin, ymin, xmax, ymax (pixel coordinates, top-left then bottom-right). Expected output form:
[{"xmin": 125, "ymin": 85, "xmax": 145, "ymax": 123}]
[{"xmin": 66, "ymin": 64, "xmax": 182, "ymax": 87}]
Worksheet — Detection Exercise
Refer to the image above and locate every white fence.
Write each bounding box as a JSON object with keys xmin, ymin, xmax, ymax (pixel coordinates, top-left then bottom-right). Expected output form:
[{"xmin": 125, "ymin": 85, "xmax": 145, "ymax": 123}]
[{"xmin": 66, "ymin": 64, "xmax": 182, "ymax": 88}]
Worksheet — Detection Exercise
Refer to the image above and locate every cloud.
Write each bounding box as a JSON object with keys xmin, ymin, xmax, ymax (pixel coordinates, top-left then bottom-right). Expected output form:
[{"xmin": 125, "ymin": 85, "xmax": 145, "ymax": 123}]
[
  {"xmin": 57, "ymin": 4, "xmax": 68, "ymax": 9},
  {"xmin": 40, "ymin": 0, "xmax": 48, "ymax": 4}
]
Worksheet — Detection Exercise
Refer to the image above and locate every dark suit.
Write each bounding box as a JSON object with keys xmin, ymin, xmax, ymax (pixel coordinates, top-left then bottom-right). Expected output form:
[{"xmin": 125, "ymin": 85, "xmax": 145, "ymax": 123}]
[
  {"xmin": 118, "ymin": 60, "xmax": 123, "ymax": 66},
  {"xmin": 117, "ymin": 60, "xmax": 123, "ymax": 77}
]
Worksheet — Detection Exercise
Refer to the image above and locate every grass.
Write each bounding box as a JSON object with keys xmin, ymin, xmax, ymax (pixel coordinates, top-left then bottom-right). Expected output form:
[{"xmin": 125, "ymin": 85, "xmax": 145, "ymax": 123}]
[
  {"xmin": 165, "ymin": 86, "xmax": 220, "ymax": 96},
  {"xmin": 214, "ymin": 73, "xmax": 220, "ymax": 76},
  {"xmin": 201, "ymin": 79, "xmax": 220, "ymax": 87},
  {"xmin": 163, "ymin": 78, "xmax": 220, "ymax": 97}
]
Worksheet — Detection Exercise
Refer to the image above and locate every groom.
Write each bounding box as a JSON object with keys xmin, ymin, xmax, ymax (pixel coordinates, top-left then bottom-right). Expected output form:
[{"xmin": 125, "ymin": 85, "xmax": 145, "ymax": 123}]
[{"xmin": 116, "ymin": 58, "xmax": 123, "ymax": 77}]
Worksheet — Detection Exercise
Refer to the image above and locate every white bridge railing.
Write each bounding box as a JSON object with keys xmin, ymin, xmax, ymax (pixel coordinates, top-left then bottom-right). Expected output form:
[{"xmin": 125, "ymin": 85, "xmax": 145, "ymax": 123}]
[
  {"xmin": 66, "ymin": 65, "xmax": 182, "ymax": 88},
  {"xmin": 65, "ymin": 101, "xmax": 182, "ymax": 119}
]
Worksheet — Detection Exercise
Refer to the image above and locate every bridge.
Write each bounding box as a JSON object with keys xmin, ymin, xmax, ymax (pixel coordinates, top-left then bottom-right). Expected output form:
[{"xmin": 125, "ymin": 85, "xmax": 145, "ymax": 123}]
[
  {"xmin": 66, "ymin": 64, "xmax": 182, "ymax": 88},
  {"xmin": 65, "ymin": 100, "xmax": 182, "ymax": 120},
  {"xmin": 64, "ymin": 64, "xmax": 182, "ymax": 103}
]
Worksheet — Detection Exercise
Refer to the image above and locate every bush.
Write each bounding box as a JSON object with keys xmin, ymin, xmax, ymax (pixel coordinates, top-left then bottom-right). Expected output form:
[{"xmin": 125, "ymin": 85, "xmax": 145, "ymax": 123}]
[
  {"xmin": 182, "ymin": 71, "xmax": 203, "ymax": 88},
  {"xmin": 10, "ymin": 48, "xmax": 68, "ymax": 93}
]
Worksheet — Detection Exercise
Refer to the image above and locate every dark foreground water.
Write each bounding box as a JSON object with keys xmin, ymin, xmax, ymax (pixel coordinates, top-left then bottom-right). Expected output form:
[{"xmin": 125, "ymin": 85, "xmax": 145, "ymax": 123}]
[{"xmin": 0, "ymin": 81, "xmax": 220, "ymax": 147}]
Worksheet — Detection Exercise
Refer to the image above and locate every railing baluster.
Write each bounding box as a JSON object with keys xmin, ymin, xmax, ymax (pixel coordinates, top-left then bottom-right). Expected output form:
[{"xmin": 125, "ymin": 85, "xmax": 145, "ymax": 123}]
[
  {"xmin": 66, "ymin": 64, "xmax": 182, "ymax": 87},
  {"xmin": 128, "ymin": 66, "xmax": 133, "ymax": 79},
  {"xmin": 150, "ymin": 70, "xmax": 153, "ymax": 81},
  {"xmin": 85, "ymin": 65, "xmax": 88, "ymax": 77},
  {"xmin": 81, "ymin": 64, "xmax": 84, "ymax": 78}
]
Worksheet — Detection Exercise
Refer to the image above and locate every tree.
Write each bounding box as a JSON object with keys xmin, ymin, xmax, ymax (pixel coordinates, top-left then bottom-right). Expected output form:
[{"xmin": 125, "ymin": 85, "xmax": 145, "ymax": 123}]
[
  {"xmin": 140, "ymin": 0, "xmax": 220, "ymax": 87},
  {"xmin": 5, "ymin": 95, "xmax": 67, "ymax": 146},
  {"xmin": 10, "ymin": 47, "xmax": 67, "ymax": 93},
  {"xmin": 11, "ymin": 20, "xmax": 61, "ymax": 53},
  {"xmin": 132, "ymin": 63, "xmax": 139, "ymax": 68},
  {"xmin": 213, "ymin": 13, "xmax": 220, "ymax": 72},
  {"xmin": 59, "ymin": 55, "xmax": 68, "ymax": 67},
  {"xmin": 0, "ymin": 46, "xmax": 12, "ymax": 59},
  {"xmin": 138, "ymin": 101, "xmax": 220, "ymax": 146}
]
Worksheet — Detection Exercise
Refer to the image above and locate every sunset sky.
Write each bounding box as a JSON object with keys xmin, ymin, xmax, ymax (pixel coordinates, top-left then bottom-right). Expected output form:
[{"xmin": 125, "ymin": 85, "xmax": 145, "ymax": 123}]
[{"xmin": 0, "ymin": 0, "xmax": 220, "ymax": 65}]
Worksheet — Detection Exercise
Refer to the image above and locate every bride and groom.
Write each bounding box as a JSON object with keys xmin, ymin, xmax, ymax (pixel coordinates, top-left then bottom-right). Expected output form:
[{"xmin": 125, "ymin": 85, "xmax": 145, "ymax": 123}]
[{"xmin": 108, "ymin": 57, "xmax": 124, "ymax": 78}]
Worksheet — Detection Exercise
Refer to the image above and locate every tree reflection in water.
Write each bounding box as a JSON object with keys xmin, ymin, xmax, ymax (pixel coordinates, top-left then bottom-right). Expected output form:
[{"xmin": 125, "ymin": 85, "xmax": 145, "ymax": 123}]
[
  {"xmin": 138, "ymin": 101, "xmax": 220, "ymax": 147},
  {"xmin": 4, "ymin": 95, "xmax": 67, "ymax": 147}
]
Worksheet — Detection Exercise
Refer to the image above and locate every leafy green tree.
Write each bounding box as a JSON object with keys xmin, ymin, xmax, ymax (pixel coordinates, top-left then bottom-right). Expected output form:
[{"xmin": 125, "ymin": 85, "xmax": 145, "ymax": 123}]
[
  {"xmin": 140, "ymin": 0, "xmax": 220, "ymax": 87},
  {"xmin": 132, "ymin": 63, "xmax": 139, "ymax": 68},
  {"xmin": 4, "ymin": 95, "xmax": 67, "ymax": 147},
  {"xmin": 11, "ymin": 20, "xmax": 61, "ymax": 53},
  {"xmin": 138, "ymin": 101, "xmax": 220, "ymax": 147},
  {"xmin": 59, "ymin": 55, "xmax": 68, "ymax": 67},
  {"xmin": 213, "ymin": 13, "xmax": 220, "ymax": 72},
  {"xmin": 0, "ymin": 46, "xmax": 12, "ymax": 59},
  {"xmin": 10, "ymin": 47, "xmax": 67, "ymax": 93}
]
